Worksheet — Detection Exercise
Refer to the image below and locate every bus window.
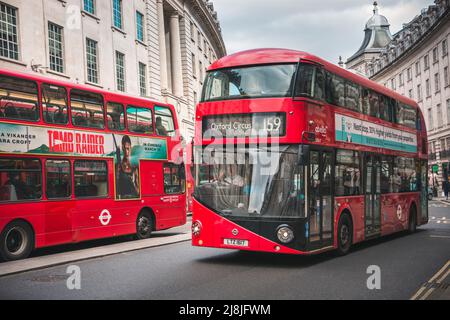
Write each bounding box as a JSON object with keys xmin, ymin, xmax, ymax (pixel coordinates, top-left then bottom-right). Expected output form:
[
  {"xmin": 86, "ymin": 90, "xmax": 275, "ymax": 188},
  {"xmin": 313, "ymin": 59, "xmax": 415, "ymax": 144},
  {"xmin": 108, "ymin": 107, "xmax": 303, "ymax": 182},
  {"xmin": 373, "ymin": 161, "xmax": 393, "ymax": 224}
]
[
  {"xmin": 42, "ymin": 84, "xmax": 68, "ymax": 125},
  {"xmin": 335, "ymin": 150, "xmax": 361, "ymax": 196},
  {"xmin": 127, "ymin": 106, "xmax": 153, "ymax": 134},
  {"xmin": 397, "ymin": 103, "xmax": 417, "ymax": 129},
  {"xmin": 0, "ymin": 75, "xmax": 39, "ymax": 121},
  {"xmin": 381, "ymin": 156, "xmax": 393, "ymax": 194},
  {"xmin": 164, "ymin": 163, "xmax": 185, "ymax": 194},
  {"xmin": 295, "ymin": 64, "xmax": 325, "ymax": 100},
  {"xmin": 0, "ymin": 158, "xmax": 41, "ymax": 202},
  {"xmin": 368, "ymin": 90, "xmax": 379, "ymax": 118},
  {"xmin": 155, "ymin": 106, "xmax": 175, "ymax": 137},
  {"xmin": 107, "ymin": 102, "xmax": 125, "ymax": 131},
  {"xmin": 325, "ymin": 73, "xmax": 345, "ymax": 107},
  {"xmin": 70, "ymin": 89, "xmax": 105, "ymax": 129},
  {"xmin": 46, "ymin": 160, "xmax": 71, "ymax": 199},
  {"xmin": 345, "ymin": 81, "xmax": 361, "ymax": 113},
  {"xmin": 379, "ymin": 95, "xmax": 391, "ymax": 122},
  {"xmin": 74, "ymin": 160, "xmax": 108, "ymax": 198}
]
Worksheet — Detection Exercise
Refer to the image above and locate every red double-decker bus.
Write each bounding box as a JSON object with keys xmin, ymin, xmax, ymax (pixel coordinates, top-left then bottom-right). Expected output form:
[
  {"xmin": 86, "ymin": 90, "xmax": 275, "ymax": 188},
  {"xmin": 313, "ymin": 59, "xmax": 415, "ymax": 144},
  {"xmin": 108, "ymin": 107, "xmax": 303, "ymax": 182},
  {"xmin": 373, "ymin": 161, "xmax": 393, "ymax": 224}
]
[
  {"xmin": 191, "ymin": 49, "xmax": 429, "ymax": 255},
  {"xmin": 0, "ymin": 69, "xmax": 186, "ymax": 261}
]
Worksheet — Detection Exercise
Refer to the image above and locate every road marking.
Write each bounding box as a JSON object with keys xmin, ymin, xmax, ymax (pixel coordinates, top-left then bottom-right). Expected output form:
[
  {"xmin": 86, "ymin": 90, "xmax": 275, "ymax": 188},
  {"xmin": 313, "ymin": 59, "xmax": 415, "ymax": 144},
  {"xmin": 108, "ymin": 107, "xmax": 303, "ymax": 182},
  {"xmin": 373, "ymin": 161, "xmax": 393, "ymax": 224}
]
[
  {"xmin": 430, "ymin": 235, "xmax": 450, "ymax": 239},
  {"xmin": 411, "ymin": 261, "xmax": 450, "ymax": 300}
]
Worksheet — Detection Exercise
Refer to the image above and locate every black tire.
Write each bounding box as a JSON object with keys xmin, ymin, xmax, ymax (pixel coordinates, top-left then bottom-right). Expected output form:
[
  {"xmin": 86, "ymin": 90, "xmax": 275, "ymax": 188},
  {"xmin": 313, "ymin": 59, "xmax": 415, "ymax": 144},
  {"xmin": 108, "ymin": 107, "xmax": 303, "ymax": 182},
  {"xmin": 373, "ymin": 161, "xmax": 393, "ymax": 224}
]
[
  {"xmin": 408, "ymin": 206, "xmax": 417, "ymax": 234},
  {"xmin": 336, "ymin": 213, "xmax": 353, "ymax": 256},
  {"xmin": 136, "ymin": 211, "xmax": 153, "ymax": 240},
  {"xmin": 0, "ymin": 220, "xmax": 34, "ymax": 262}
]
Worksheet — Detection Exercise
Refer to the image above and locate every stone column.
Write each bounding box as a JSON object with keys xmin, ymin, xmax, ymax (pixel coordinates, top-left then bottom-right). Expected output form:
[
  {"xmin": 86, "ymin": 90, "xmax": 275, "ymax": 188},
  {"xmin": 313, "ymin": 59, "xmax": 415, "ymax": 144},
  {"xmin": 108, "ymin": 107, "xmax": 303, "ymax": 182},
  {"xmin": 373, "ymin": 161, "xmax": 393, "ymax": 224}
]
[
  {"xmin": 157, "ymin": 0, "xmax": 168, "ymax": 92},
  {"xmin": 169, "ymin": 10, "xmax": 183, "ymax": 97}
]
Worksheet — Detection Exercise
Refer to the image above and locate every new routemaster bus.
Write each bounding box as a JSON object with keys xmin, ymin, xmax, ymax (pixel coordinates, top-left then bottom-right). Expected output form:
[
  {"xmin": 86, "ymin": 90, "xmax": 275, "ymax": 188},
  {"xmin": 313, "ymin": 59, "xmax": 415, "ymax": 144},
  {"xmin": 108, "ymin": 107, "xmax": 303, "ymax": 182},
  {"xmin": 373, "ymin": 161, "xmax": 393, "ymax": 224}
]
[
  {"xmin": 0, "ymin": 69, "xmax": 186, "ymax": 261},
  {"xmin": 191, "ymin": 49, "xmax": 428, "ymax": 255}
]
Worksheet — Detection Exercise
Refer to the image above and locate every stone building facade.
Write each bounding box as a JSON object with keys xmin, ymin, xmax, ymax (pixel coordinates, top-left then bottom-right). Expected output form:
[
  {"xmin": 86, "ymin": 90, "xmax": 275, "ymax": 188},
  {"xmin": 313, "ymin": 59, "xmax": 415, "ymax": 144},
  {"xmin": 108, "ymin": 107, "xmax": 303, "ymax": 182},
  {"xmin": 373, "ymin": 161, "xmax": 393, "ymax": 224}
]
[
  {"xmin": 0, "ymin": 0, "xmax": 226, "ymax": 140},
  {"xmin": 347, "ymin": 1, "xmax": 450, "ymax": 193}
]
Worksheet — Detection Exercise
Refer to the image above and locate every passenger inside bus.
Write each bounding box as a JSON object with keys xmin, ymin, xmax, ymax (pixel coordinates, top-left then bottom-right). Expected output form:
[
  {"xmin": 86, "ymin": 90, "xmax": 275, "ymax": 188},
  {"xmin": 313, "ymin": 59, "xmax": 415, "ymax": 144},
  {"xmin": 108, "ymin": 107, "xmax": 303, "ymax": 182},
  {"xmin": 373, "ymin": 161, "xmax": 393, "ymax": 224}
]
[{"xmin": 155, "ymin": 117, "xmax": 168, "ymax": 136}]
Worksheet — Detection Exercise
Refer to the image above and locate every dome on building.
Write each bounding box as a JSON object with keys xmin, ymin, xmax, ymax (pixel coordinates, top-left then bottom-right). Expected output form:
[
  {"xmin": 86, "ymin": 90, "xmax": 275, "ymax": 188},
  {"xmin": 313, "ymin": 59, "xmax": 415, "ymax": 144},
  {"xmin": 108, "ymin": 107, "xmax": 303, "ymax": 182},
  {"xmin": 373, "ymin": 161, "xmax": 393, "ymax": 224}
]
[
  {"xmin": 347, "ymin": 1, "xmax": 393, "ymax": 63},
  {"xmin": 365, "ymin": 2, "xmax": 390, "ymax": 29}
]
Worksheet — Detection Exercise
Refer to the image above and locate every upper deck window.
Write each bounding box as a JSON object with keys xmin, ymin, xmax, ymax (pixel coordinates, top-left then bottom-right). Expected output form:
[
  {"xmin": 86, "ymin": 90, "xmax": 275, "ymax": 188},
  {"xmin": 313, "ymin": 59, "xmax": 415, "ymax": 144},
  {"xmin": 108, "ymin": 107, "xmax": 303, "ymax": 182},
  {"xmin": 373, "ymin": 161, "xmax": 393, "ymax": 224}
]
[
  {"xmin": 202, "ymin": 64, "xmax": 296, "ymax": 102},
  {"xmin": 42, "ymin": 84, "xmax": 68, "ymax": 125},
  {"xmin": 0, "ymin": 75, "xmax": 39, "ymax": 122},
  {"xmin": 127, "ymin": 106, "xmax": 153, "ymax": 134},
  {"xmin": 155, "ymin": 106, "xmax": 175, "ymax": 137},
  {"xmin": 70, "ymin": 89, "xmax": 104, "ymax": 129}
]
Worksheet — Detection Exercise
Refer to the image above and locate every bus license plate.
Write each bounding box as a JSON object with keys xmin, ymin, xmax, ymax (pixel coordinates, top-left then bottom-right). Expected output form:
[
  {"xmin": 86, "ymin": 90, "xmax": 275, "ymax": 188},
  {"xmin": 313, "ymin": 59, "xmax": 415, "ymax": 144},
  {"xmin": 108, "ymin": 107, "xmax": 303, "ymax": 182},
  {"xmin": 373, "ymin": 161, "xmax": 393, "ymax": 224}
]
[{"xmin": 223, "ymin": 239, "xmax": 249, "ymax": 247}]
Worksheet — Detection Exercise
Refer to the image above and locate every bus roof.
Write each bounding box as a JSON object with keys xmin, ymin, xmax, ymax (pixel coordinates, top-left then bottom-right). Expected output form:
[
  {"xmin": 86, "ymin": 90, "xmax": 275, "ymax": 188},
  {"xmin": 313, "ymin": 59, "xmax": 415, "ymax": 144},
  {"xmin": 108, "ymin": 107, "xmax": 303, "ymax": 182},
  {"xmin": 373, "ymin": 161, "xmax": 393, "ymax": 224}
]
[
  {"xmin": 208, "ymin": 48, "xmax": 420, "ymax": 111},
  {"xmin": 0, "ymin": 68, "xmax": 174, "ymax": 109}
]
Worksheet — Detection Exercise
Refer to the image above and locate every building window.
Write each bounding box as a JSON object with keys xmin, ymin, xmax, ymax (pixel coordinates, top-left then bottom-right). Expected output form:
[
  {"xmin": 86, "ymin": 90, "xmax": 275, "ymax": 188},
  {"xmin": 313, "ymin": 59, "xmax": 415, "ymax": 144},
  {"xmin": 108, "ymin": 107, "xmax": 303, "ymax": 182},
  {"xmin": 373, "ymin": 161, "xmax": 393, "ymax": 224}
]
[
  {"xmin": 407, "ymin": 67, "xmax": 412, "ymax": 81},
  {"xmin": 190, "ymin": 22, "xmax": 195, "ymax": 41},
  {"xmin": 0, "ymin": 2, "xmax": 19, "ymax": 60},
  {"xmin": 443, "ymin": 39, "xmax": 448, "ymax": 57},
  {"xmin": 447, "ymin": 99, "xmax": 450, "ymax": 124},
  {"xmin": 136, "ymin": 11, "xmax": 144, "ymax": 42},
  {"xmin": 391, "ymin": 78, "xmax": 396, "ymax": 90},
  {"xmin": 426, "ymin": 79, "xmax": 431, "ymax": 97},
  {"xmin": 48, "ymin": 22, "xmax": 64, "ymax": 73},
  {"xmin": 408, "ymin": 89, "xmax": 413, "ymax": 99},
  {"xmin": 199, "ymin": 60, "xmax": 203, "ymax": 82},
  {"xmin": 115, "ymin": 51, "xmax": 125, "ymax": 92},
  {"xmin": 424, "ymin": 54, "xmax": 429, "ymax": 70},
  {"xmin": 198, "ymin": 31, "xmax": 202, "ymax": 50},
  {"xmin": 417, "ymin": 84, "xmax": 422, "ymax": 101},
  {"xmin": 138, "ymin": 62, "xmax": 147, "ymax": 96},
  {"xmin": 192, "ymin": 53, "xmax": 196, "ymax": 78},
  {"xmin": 415, "ymin": 61, "xmax": 421, "ymax": 76},
  {"xmin": 433, "ymin": 47, "xmax": 439, "ymax": 63},
  {"xmin": 112, "ymin": 0, "xmax": 122, "ymax": 29},
  {"xmin": 437, "ymin": 104, "xmax": 443, "ymax": 128},
  {"xmin": 444, "ymin": 67, "xmax": 449, "ymax": 87},
  {"xmin": 398, "ymin": 73, "xmax": 404, "ymax": 86},
  {"xmin": 428, "ymin": 108, "xmax": 434, "ymax": 130},
  {"xmin": 83, "ymin": 0, "xmax": 95, "ymax": 15},
  {"xmin": 435, "ymin": 73, "xmax": 440, "ymax": 93},
  {"xmin": 86, "ymin": 38, "xmax": 98, "ymax": 84}
]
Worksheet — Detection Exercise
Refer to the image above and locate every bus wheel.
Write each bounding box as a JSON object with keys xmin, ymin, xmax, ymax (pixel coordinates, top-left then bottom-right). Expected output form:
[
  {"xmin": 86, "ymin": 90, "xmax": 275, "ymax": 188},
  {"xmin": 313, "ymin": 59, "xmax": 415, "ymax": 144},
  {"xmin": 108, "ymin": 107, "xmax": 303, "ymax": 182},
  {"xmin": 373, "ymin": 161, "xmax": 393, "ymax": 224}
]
[
  {"xmin": 336, "ymin": 213, "xmax": 353, "ymax": 256},
  {"xmin": 408, "ymin": 206, "xmax": 417, "ymax": 234},
  {"xmin": 136, "ymin": 211, "xmax": 153, "ymax": 240},
  {"xmin": 0, "ymin": 221, "xmax": 34, "ymax": 262}
]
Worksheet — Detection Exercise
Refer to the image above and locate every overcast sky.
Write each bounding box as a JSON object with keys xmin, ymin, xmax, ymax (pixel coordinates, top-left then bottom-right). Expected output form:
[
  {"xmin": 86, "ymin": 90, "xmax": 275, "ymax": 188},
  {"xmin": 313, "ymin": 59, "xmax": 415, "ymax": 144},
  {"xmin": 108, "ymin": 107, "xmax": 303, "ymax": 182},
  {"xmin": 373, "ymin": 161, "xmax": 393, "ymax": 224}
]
[{"xmin": 212, "ymin": 0, "xmax": 432, "ymax": 64}]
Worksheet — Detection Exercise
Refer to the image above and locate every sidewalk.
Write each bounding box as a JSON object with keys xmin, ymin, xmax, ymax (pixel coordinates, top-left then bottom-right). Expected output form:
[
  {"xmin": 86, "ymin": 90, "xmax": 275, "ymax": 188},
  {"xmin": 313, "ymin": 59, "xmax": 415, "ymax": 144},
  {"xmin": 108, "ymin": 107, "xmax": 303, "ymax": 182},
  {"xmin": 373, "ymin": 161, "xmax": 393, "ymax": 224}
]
[
  {"xmin": 0, "ymin": 218, "xmax": 192, "ymax": 277},
  {"xmin": 411, "ymin": 261, "xmax": 450, "ymax": 300}
]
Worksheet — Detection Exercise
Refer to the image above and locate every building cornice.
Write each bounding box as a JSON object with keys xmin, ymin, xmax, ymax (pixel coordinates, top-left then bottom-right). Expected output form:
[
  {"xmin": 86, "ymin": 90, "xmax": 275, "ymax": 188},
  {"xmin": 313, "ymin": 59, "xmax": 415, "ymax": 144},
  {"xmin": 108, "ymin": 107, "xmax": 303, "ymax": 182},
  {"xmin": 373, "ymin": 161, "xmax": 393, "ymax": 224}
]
[
  {"xmin": 369, "ymin": 1, "xmax": 449, "ymax": 80},
  {"xmin": 187, "ymin": 0, "xmax": 227, "ymax": 58}
]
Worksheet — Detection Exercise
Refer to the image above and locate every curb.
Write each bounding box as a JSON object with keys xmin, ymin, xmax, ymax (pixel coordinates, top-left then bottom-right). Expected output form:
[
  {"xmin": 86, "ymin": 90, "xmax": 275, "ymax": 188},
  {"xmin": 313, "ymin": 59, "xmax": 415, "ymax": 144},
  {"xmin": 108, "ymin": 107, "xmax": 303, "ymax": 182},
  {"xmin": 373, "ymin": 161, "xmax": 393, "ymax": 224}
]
[{"xmin": 0, "ymin": 233, "xmax": 191, "ymax": 278}]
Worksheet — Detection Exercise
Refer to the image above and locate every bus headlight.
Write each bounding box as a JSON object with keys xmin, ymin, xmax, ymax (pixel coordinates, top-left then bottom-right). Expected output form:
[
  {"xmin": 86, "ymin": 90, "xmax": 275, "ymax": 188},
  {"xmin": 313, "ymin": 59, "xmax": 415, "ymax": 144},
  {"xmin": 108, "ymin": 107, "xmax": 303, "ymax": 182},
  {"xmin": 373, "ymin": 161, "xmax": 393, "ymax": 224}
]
[
  {"xmin": 277, "ymin": 225, "xmax": 294, "ymax": 244},
  {"xmin": 192, "ymin": 220, "xmax": 202, "ymax": 237}
]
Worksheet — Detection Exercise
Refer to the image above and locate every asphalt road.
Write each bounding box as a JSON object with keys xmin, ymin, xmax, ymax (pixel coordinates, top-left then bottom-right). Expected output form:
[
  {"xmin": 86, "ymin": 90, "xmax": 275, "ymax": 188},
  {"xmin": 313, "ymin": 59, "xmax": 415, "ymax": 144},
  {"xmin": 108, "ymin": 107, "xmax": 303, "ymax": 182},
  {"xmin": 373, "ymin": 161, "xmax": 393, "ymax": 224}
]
[{"xmin": 0, "ymin": 201, "xmax": 449, "ymax": 300}]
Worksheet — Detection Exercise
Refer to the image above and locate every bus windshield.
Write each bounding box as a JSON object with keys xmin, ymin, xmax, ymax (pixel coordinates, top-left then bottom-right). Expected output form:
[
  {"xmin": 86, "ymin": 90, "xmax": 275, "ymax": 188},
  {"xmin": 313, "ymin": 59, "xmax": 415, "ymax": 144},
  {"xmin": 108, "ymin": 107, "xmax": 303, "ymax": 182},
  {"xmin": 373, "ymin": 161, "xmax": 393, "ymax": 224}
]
[
  {"xmin": 193, "ymin": 145, "xmax": 305, "ymax": 218},
  {"xmin": 202, "ymin": 64, "xmax": 297, "ymax": 101}
]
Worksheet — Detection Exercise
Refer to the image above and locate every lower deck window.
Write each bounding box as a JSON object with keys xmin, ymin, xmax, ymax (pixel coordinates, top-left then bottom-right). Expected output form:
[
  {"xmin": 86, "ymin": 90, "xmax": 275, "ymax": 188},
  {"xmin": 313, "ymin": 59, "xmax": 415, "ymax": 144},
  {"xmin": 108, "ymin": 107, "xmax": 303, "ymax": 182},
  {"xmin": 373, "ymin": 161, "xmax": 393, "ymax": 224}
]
[
  {"xmin": 0, "ymin": 158, "xmax": 41, "ymax": 202},
  {"xmin": 46, "ymin": 160, "xmax": 71, "ymax": 199},
  {"xmin": 164, "ymin": 163, "xmax": 185, "ymax": 194},
  {"xmin": 74, "ymin": 160, "xmax": 108, "ymax": 198}
]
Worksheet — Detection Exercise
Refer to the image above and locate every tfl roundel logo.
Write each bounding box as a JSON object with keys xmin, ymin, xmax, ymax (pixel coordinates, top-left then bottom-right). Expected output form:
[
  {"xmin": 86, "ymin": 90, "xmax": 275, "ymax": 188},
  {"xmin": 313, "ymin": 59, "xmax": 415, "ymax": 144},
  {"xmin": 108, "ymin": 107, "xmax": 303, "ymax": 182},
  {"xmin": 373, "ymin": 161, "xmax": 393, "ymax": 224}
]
[{"xmin": 99, "ymin": 209, "xmax": 112, "ymax": 226}]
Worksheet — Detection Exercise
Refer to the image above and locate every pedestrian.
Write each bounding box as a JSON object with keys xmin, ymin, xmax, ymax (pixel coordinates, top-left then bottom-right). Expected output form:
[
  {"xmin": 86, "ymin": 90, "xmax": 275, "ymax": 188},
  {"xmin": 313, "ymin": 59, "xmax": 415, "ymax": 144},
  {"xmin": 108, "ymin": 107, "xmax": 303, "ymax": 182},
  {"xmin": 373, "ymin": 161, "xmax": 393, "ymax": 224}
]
[{"xmin": 444, "ymin": 179, "xmax": 449, "ymax": 201}]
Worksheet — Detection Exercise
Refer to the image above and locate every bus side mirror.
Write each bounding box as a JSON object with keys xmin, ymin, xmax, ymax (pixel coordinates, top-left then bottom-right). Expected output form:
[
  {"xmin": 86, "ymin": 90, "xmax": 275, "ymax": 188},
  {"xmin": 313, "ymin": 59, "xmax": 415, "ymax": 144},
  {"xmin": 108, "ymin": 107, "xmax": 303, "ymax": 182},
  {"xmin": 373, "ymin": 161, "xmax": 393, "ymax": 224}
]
[{"xmin": 298, "ymin": 145, "xmax": 310, "ymax": 166}]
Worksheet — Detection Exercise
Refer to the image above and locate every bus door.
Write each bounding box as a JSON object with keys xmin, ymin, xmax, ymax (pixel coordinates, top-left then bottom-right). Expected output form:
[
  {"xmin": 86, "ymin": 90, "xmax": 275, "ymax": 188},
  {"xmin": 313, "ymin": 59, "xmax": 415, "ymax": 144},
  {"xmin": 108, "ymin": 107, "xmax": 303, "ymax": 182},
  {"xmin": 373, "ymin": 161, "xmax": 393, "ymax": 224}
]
[
  {"xmin": 308, "ymin": 149, "xmax": 334, "ymax": 248},
  {"xmin": 364, "ymin": 154, "xmax": 381, "ymax": 238}
]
